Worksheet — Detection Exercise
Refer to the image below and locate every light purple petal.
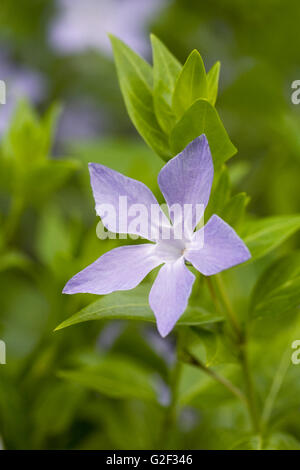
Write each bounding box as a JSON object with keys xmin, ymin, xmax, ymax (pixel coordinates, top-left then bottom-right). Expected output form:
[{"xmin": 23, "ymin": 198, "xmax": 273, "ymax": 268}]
[
  {"xmin": 185, "ymin": 215, "xmax": 251, "ymax": 276},
  {"xmin": 89, "ymin": 163, "xmax": 170, "ymax": 240},
  {"xmin": 158, "ymin": 135, "xmax": 214, "ymax": 231},
  {"xmin": 63, "ymin": 244, "xmax": 162, "ymax": 295},
  {"xmin": 149, "ymin": 258, "xmax": 195, "ymax": 337}
]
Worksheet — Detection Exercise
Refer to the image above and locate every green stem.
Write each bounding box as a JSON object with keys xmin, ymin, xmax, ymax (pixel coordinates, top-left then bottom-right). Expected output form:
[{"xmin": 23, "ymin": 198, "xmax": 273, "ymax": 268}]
[
  {"xmin": 214, "ymin": 275, "xmax": 242, "ymax": 338},
  {"xmin": 209, "ymin": 274, "xmax": 260, "ymax": 433},
  {"xmin": 4, "ymin": 194, "xmax": 24, "ymax": 245},
  {"xmin": 159, "ymin": 332, "xmax": 184, "ymax": 448},
  {"xmin": 261, "ymin": 348, "xmax": 291, "ymax": 431},
  {"xmin": 182, "ymin": 350, "xmax": 247, "ymax": 405}
]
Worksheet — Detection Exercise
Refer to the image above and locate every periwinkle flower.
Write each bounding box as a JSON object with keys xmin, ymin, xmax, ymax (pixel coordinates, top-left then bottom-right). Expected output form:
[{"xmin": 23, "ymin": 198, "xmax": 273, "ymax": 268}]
[{"xmin": 63, "ymin": 135, "xmax": 250, "ymax": 337}]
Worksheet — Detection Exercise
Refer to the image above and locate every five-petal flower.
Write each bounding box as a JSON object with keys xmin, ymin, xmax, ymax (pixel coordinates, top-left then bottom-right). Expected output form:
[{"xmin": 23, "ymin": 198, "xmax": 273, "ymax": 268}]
[{"xmin": 63, "ymin": 135, "xmax": 251, "ymax": 337}]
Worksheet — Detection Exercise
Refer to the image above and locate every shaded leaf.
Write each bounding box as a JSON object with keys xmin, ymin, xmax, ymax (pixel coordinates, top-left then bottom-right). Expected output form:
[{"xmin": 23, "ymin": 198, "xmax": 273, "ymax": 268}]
[
  {"xmin": 170, "ymin": 99, "xmax": 237, "ymax": 169},
  {"xmin": 207, "ymin": 61, "xmax": 221, "ymax": 106},
  {"xmin": 220, "ymin": 192, "xmax": 249, "ymax": 229},
  {"xmin": 56, "ymin": 285, "xmax": 223, "ymax": 331},
  {"xmin": 243, "ymin": 215, "xmax": 300, "ymax": 260},
  {"xmin": 151, "ymin": 34, "xmax": 181, "ymax": 133},
  {"xmin": 110, "ymin": 35, "xmax": 171, "ymax": 160},
  {"xmin": 172, "ymin": 50, "xmax": 207, "ymax": 118},
  {"xmin": 58, "ymin": 355, "xmax": 157, "ymax": 402}
]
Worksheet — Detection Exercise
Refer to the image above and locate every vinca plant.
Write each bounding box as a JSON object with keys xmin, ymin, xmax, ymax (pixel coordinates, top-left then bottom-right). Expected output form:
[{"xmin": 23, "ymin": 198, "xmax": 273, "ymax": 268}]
[
  {"xmin": 54, "ymin": 36, "xmax": 300, "ymax": 449},
  {"xmin": 1, "ymin": 19, "xmax": 300, "ymax": 450}
]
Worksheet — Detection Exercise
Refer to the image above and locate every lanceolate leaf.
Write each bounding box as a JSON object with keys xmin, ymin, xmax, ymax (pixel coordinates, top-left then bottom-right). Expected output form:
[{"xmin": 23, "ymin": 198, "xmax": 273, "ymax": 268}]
[
  {"xmin": 172, "ymin": 50, "xmax": 208, "ymax": 118},
  {"xmin": 109, "ymin": 35, "xmax": 171, "ymax": 160},
  {"xmin": 243, "ymin": 214, "xmax": 300, "ymax": 260},
  {"xmin": 151, "ymin": 35, "xmax": 181, "ymax": 134},
  {"xmin": 59, "ymin": 356, "xmax": 157, "ymax": 402},
  {"xmin": 56, "ymin": 286, "xmax": 223, "ymax": 331},
  {"xmin": 250, "ymin": 252, "xmax": 300, "ymax": 318},
  {"xmin": 220, "ymin": 192, "xmax": 250, "ymax": 229},
  {"xmin": 207, "ymin": 61, "xmax": 221, "ymax": 106},
  {"xmin": 170, "ymin": 99, "xmax": 237, "ymax": 168}
]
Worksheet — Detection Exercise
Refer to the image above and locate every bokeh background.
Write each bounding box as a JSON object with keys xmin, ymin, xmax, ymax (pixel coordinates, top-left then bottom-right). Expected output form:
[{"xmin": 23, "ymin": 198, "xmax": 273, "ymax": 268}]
[{"xmin": 0, "ymin": 0, "xmax": 300, "ymax": 450}]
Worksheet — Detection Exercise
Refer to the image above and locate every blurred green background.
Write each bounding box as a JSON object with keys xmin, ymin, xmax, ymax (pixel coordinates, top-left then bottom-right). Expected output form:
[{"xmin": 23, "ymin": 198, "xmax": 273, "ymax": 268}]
[{"xmin": 0, "ymin": 0, "xmax": 300, "ymax": 450}]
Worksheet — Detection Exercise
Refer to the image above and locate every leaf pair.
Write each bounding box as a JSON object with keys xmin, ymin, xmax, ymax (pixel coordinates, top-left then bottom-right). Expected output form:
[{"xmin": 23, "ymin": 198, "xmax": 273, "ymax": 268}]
[{"xmin": 110, "ymin": 34, "xmax": 236, "ymax": 168}]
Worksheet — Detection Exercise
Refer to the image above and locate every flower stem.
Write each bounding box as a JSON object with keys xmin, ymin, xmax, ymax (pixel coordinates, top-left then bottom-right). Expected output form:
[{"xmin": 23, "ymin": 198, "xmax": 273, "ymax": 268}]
[
  {"xmin": 181, "ymin": 350, "xmax": 247, "ymax": 405},
  {"xmin": 214, "ymin": 275, "xmax": 242, "ymax": 338},
  {"xmin": 208, "ymin": 274, "xmax": 260, "ymax": 433}
]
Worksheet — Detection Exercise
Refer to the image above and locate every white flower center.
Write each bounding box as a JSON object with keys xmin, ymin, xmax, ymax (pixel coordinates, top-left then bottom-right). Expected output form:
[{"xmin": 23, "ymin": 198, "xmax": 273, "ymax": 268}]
[{"xmin": 154, "ymin": 238, "xmax": 190, "ymax": 263}]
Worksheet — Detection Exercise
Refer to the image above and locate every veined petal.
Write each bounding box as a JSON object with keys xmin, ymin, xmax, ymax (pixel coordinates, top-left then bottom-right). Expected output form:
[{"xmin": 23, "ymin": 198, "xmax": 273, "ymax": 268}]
[
  {"xmin": 149, "ymin": 258, "xmax": 195, "ymax": 337},
  {"xmin": 185, "ymin": 214, "xmax": 251, "ymax": 276},
  {"xmin": 158, "ymin": 135, "xmax": 213, "ymax": 231},
  {"xmin": 63, "ymin": 244, "xmax": 162, "ymax": 295},
  {"xmin": 89, "ymin": 163, "xmax": 170, "ymax": 240}
]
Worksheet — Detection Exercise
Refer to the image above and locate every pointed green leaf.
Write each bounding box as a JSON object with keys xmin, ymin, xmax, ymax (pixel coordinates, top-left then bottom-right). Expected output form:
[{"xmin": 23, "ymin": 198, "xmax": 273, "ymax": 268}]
[
  {"xmin": 59, "ymin": 356, "xmax": 157, "ymax": 402},
  {"xmin": 170, "ymin": 99, "xmax": 237, "ymax": 168},
  {"xmin": 220, "ymin": 192, "xmax": 250, "ymax": 229},
  {"xmin": 56, "ymin": 285, "xmax": 223, "ymax": 331},
  {"xmin": 151, "ymin": 35, "xmax": 181, "ymax": 134},
  {"xmin": 207, "ymin": 61, "xmax": 221, "ymax": 106},
  {"xmin": 172, "ymin": 50, "xmax": 208, "ymax": 118},
  {"xmin": 109, "ymin": 35, "xmax": 171, "ymax": 160},
  {"xmin": 205, "ymin": 165, "xmax": 230, "ymax": 219},
  {"xmin": 243, "ymin": 215, "xmax": 300, "ymax": 260}
]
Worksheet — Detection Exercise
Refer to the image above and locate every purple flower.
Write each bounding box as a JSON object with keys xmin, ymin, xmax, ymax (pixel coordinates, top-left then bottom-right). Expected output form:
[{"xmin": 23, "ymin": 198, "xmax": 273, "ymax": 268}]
[{"xmin": 63, "ymin": 135, "xmax": 250, "ymax": 337}]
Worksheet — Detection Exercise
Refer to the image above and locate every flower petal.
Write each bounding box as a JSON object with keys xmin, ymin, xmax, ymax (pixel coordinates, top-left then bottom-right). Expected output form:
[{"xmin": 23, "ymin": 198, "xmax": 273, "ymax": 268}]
[
  {"xmin": 158, "ymin": 135, "xmax": 213, "ymax": 231},
  {"xmin": 89, "ymin": 163, "xmax": 170, "ymax": 240},
  {"xmin": 149, "ymin": 258, "xmax": 195, "ymax": 337},
  {"xmin": 63, "ymin": 244, "xmax": 162, "ymax": 295},
  {"xmin": 185, "ymin": 214, "xmax": 251, "ymax": 276}
]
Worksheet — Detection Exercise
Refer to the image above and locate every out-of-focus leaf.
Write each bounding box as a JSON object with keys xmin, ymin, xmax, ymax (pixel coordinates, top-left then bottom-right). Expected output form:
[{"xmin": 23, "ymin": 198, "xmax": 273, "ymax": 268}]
[
  {"xmin": 25, "ymin": 159, "xmax": 80, "ymax": 203},
  {"xmin": 205, "ymin": 165, "xmax": 230, "ymax": 219},
  {"xmin": 231, "ymin": 432, "xmax": 300, "ymax": 450},
  {"xmin": 110, "ymin": 35, "xmax": 170, "ymax": 160},
  {"xmin": 220, "ymin": 192, "xmax": 250, "ymax": 229},
  {"xmin": 243, "ymin": 215, "xmax": 300, "ymax": 260},
  {"xmin": 2, "ymin": 100, "xmax": 61, "ymax": 165},
  {"xmin": 207, "ymin": 61, "xmax": 220, "ymax": 106},
  {"xmin": 56, "ymin": 285, "xmax": 223, "ymax": 331},
  {"xmin": 172, "ymin": 50, "xmax": 207, "ymax": 118},
  {"xmin": 190, "ymin": 326, "xmax": 238, "ymax": 367},
  {"xmin": 151, "ymin": 34, "xmax": 181, "ymax": 133},
  {"xmin": 0, "ymin": 251, "xmax": 31, "ymax": 273},
  {"xmin": 170, "ymin": 99, "xmax": 237, "ymax": 168},
  {"xmin": 250, "ymin": 252, "xmax": 300, "ymax": 318},
  {"xmin": 58, "ymin": 355, "xmax": 157, "ymax": 402}
]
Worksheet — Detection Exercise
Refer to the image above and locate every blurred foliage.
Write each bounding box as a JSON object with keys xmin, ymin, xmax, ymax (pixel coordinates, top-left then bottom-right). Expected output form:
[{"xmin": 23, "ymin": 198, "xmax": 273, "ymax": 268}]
[{"xmin": 0, "ymin": 0, "xmax": 299, "ymax": 451}]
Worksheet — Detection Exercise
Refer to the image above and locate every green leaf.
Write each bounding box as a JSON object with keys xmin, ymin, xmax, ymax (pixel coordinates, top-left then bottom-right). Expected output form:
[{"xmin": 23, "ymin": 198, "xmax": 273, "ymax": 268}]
[
  {"xmin": 243, "ymin": 214, "xmax": 300, "ymax": 260},
  {"xmin": 58, "ymin": 355, "xmax": 157, "ymax": 402},
  {"xmin": 3, "ymin": 100, "xmax": 61, "ymax": 165},
  {"xmin": 205, "ymin": 165, "xmax": 230, "ymax": 219},
  {"xmin": 56, "ymin": 285, "xmax": 223, "ymax": 331},
  {"xmin": 25, "ymin": 159, "xmax": 81, "ymax": 204},
  {"xmin": 231, "ymin": 432, "xmax": 300, "ymax": 450},
  {"xmin": 151, "ymin": 34, "xmax": 181, "ymax": 134},
  {"xmin": 220, "ymin": 192, "xmax": 250, "ymax": 229},
  {"xmin": 172, "ymin": 50, "xmax": 207, "ymax": 118},
  {"xmin": 170, "ymin": 99, "xmax": 237, "ymax": 168},
  {"xmin": 190, "ymin": 326, "xmax": 238, "ymax": 367},
  {"xmin": 109, "ymin": 35, "xmax": 171, "ymax": 160},
  {"xmin": 207, "ymin": 61, "xmax": 221, "ymax": 106},
  {"xmin": 250, "ymin": 252, "xmax": 300, "ymax": 318}
]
